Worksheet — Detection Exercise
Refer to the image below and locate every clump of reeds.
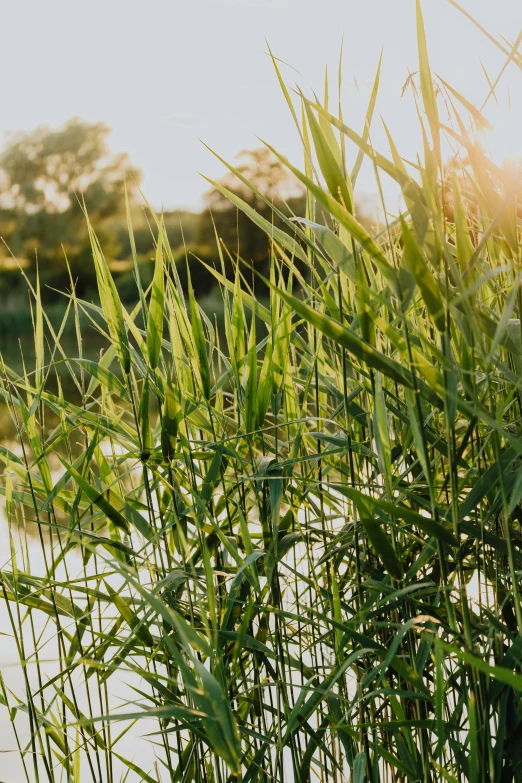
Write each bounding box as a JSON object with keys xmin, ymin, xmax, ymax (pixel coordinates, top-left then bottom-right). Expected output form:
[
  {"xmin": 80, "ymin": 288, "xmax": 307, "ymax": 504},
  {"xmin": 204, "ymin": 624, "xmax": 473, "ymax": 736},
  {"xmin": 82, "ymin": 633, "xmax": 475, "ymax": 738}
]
[{"xmin": 1, "ymin": 2, "xmax": 522, "ymax": 781}]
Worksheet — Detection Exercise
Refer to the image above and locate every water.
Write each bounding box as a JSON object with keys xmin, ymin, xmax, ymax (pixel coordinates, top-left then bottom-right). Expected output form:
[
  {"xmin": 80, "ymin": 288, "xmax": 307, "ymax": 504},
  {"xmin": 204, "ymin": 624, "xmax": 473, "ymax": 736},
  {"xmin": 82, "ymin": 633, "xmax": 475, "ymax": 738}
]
[
  {"xmin": 0, "ymin": 474, "xmax": 167, "ymax": 782},
  {"xmin": 0, "ymin": 338, "xmax": 166, "ymax": 782}
]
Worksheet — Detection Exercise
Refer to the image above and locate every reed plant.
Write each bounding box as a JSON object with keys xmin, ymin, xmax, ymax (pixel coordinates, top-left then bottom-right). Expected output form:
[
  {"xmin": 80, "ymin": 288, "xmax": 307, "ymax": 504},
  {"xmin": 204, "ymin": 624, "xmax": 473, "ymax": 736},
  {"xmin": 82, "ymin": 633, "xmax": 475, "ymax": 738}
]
[{"xmin": 1, "ymin": 2, "xmax": 522, "ymax": 780}]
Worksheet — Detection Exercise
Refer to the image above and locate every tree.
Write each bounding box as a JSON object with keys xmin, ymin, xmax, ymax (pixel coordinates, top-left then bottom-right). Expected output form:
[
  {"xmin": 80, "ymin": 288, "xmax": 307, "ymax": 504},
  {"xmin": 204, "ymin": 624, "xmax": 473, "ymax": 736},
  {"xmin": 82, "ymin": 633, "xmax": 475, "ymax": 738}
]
[
  {"xmin": 205, "ymin": 146, "xmax": 303, "ymax": 212},
  {"xmin": 0, "ymin": 117, "xmax": 141, "ymax": 294},
  {"xmin": 196, "ymin": 147, "xmax": 305, "ymax": 292}
]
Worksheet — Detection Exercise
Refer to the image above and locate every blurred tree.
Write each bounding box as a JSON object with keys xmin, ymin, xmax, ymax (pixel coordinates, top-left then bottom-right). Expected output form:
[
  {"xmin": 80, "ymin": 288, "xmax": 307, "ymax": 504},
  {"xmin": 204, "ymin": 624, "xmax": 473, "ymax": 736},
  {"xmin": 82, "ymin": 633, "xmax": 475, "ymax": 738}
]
[
  {"xmin": 0, "ymin": 117, "xmax": 141, "ymax": 294},
  {"xmin": 197, "ymin": 147, "xmax": 306, "ymax": 292},
  {"xmin": 206, "ymin": 146, "xmax": 303, "ymax": 209},
  {"xmin": 195, "ymin": 147, "xmax": 378, "ymax": 296}
]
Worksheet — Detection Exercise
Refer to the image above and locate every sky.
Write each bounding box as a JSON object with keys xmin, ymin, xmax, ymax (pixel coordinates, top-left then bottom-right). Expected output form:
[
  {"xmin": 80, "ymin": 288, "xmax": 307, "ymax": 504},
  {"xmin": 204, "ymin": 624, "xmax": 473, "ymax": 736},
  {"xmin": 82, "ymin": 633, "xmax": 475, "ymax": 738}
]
[{"xmin": 0, "ymin": 0, "xmax": 521, "ymax": 211}]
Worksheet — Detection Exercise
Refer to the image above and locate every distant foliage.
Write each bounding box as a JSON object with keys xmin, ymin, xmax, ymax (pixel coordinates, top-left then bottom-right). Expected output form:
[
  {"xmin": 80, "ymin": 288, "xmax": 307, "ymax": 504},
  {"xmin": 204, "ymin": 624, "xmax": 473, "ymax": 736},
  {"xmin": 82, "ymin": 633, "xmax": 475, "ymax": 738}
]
[{"xmin": 0, "ymin": 117, "xmax": 141, "ymax": 294}]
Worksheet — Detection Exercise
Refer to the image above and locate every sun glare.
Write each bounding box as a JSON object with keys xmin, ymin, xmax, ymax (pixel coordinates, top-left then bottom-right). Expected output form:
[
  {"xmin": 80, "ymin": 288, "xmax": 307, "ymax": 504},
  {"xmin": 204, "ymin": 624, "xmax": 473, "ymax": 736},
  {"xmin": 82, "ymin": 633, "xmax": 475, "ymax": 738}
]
[{"xmin": 485, "ymin": 101, "xmax": 522, "ymax": 163}]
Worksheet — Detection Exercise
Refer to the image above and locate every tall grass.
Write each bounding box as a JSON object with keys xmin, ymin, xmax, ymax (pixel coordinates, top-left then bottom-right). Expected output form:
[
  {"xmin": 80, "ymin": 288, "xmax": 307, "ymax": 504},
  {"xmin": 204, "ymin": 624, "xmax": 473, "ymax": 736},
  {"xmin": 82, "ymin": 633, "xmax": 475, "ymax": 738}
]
[{"xmin": 2, "ymin": 2, "xmax": 522, "ymax": 780}]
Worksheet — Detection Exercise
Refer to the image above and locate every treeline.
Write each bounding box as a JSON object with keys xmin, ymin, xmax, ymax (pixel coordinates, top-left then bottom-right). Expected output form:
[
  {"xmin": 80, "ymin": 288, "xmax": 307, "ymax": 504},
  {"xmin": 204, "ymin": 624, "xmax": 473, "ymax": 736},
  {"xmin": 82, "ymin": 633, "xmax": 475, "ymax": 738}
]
[{"xmin": 0, "ymin": 119, "xmax": 308, "ymax": 312}]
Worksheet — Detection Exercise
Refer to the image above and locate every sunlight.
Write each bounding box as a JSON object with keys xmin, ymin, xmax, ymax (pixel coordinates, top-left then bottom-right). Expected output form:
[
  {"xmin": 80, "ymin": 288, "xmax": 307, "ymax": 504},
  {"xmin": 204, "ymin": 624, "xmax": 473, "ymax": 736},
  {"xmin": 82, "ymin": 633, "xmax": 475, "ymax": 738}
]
[{"xmin": 485, "ymin": 101, "xmax": 522, "ymax": 164}]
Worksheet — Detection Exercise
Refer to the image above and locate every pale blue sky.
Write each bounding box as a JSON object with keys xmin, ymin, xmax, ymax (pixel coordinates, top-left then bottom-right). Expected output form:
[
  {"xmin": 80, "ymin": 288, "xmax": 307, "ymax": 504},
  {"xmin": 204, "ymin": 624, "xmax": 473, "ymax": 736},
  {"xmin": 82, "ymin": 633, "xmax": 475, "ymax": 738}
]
[{"xmin": 0, "ymin": 0, "xmax": 521, "ymax": 209}]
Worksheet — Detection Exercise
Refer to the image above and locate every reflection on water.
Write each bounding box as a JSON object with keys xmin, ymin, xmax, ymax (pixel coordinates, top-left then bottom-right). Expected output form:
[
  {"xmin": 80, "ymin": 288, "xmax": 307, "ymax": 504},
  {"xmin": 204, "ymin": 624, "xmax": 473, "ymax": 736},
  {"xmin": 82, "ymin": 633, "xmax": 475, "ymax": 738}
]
[
  {"xmin": 0, "ymin": 328, "xmax": 165, "ymax": 780},
  {"xmin": 0, "ymin": 480, "xmax": 163, "ymax": 782}
]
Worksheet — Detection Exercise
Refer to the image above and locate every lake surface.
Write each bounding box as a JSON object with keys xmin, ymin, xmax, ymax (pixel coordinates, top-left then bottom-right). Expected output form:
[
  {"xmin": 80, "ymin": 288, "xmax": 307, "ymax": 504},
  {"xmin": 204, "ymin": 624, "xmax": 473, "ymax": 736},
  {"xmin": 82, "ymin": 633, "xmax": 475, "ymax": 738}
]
[
  {"xmin": 0, "ymin": 461, "xmax": 164, "ymax": 782},
  {"xmin": 0, "ymin": 331, "xmax": 165, "ymax": 782}
]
